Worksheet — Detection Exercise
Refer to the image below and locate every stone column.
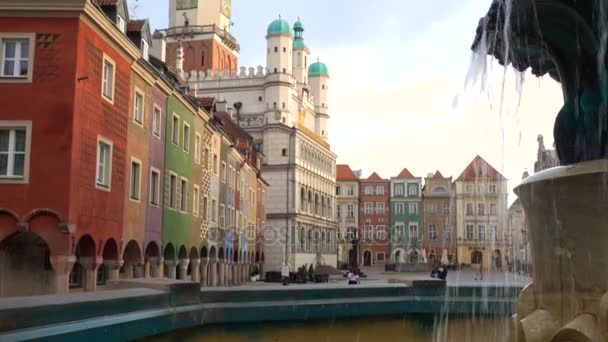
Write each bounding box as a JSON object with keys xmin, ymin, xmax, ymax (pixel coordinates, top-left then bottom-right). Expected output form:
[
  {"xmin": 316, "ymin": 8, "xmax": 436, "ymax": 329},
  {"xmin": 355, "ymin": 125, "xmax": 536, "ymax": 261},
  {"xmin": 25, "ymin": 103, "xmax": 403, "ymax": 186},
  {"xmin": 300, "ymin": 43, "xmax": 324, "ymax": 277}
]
[
  {"xmin": 144, "ymin": 259, "xmax": 151, "ymax": 278},
  {"xmin": 209, "ymin": 261, "xmax": 217, "ymax": 287},
  {"xmin": 218, "ymin": 262, "xmax": 225, "ymax": 286},
  {"xmin": 178, "ymin": 259, "xmax": 190, "ymax": 280},
  {"xmin": 231, "ymin": 263, "xmax": 238, "ymax": 285},
  {"xmin": 104, "ymin": 259, "xmax": 123, "ymax": 281},
  {"xmin": 149, "ymin": 257, "xmax": 163, "ymax": 278},
  {"xmin": 200, "ymin": 259, "xmax": 208, "ymax": 287},
  {"xmin": 190, "ymin": 258, "xmax": 201, "ymax": 282},
  {"xmin": 80, "ymin": 257, "xmax": 103, "ymax": 292},
  {"xmin": 164, "ymin": 259, "xmax": 177, "ymax": 279},
  {"xmin": 50, "ymin": 255, "xmax": 76, "ymax": 295}
]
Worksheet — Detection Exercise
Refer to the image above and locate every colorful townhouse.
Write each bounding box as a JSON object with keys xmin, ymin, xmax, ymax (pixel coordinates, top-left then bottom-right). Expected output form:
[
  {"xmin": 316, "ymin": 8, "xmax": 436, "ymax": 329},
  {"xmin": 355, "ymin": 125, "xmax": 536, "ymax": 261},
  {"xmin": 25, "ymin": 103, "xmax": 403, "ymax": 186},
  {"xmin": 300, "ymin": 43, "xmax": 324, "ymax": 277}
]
[
  {"xmin": 336, "ymin": 165, "xmax": 360, "ymax": 269},
  {"xmin": 358, "ymin": 173, "xmax": 390, "ymax": 266},
  {"xmin": 389, "ymin": 169, "xmax": 423, "ymax": 264},
  {"xmin": 0, "ymin": 0, "xmax": 267, "ymax": 298},
  {"xmin": 422, "ymin": 171, "xmax": 456, "ymax": 266}
]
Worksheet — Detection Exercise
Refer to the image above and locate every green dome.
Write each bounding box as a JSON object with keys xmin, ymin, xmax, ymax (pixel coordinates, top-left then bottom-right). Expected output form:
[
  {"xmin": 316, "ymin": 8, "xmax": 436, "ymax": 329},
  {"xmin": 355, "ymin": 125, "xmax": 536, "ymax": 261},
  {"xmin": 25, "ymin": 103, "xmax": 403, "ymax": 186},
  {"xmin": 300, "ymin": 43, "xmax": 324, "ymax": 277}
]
[
  {"xmin": 308, "ymin": 61, "xmax": 329, "ymax": 76},
  {"xmin": 293, "ymin": 39, "xmax": 306, "ymax": 49},
  {"xmin": 267, "ymin": 18, "xmax": 292, "ymax": 36},
  {"xmin": 293, "ymin": 19, "xmax": 304, "ymax": 31}
]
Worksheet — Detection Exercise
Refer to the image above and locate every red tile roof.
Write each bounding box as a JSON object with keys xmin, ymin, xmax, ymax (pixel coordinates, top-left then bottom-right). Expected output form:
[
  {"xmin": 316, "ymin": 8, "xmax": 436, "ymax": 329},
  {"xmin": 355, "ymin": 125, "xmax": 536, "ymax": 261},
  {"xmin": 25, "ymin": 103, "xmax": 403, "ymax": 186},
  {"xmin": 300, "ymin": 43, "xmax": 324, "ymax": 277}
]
[
  {"xmin": 396, "ymin": 168, "xmax": 414, "ymax": 178},
  {"xmin": 365, "ymin": 172, "xmax": 387, "ymax": 181},
  {"xmin": 456, "ymin": 155, "xmax": 507, "ymax": 181},
  {"xmin": 336, "ymin": 165, "xmax": 358, "ymax": 181},
  {"xmin": 96, "ymin": 0, "xmax": 118, "ymax": 6},
  {"xmin": 127, "ymin": 19, "xmax": 146, "ymax": 32},
  {"xmin": 199, "ymin": 97, "xmax": 215, "ymax": 108},
  {"xmin": 432, "ymin": 170, "xmax": 445, "ymax": 179}
]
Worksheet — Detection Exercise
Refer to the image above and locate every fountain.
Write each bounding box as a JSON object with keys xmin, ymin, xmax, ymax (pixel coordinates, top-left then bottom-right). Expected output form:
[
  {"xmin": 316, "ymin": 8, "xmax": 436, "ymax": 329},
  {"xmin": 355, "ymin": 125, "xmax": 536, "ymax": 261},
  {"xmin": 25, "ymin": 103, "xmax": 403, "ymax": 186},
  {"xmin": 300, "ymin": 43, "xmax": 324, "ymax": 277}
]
[{"xmin": 472, "ymin": 0, "xmax": 608, "ymax": 341}]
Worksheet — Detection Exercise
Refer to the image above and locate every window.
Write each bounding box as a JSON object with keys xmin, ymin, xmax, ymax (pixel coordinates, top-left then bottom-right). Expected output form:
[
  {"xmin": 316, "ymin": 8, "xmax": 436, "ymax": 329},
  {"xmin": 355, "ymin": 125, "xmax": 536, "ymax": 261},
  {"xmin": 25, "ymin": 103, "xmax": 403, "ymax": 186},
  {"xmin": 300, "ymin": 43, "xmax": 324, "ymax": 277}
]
[
  {"xmin": 490, "ymin": 224, "xmax": 498, "ymax": 241},
  {"xmin": 96, "ymin": 137, "xmax": 112, "ymax": 189},
  {"xmin": 364, "ymin": 202, "xmax": 372, "ymax": 215},
  {"xmin": 1, "ymin": 36, "xmax": 33, "ymax": 81},
  {"xmin": 347, "ymin": 186, "xmax": 355, "ymax": 196},
  {"xmin": 427, "ymin": 203, "xmax": 436, "ymax": 214},
  {"xmin": 466, "ymin": 184, "xmax": 473, "ymax": 193},
  {"xmin": 336, "ymin": 205, "xmax": 341, "ymax": 218},
  {"xmin": 102, "ymin": 55, "xmax": 115, "ymax": 102},
  {"xmin": 466, "ymin": 202, "xmax": 474, "ymax": 216},
  {"xmin": 466, "ymin": 224, "xmax": 474, "ymax": 240},
  {"xmin": 477, "ymin": 184, "xmax": 484, "ymax": 194},
  {"xmin": 219, "ymin": 204, "xmax": 225, "ymax": 227},
  {"xmin": 133, "ymin": 90, "xmax": 144, "ymax": 125},
  {"xmin": 395, "ymin": 224, "xmax": 405, "ymax": 240},
  {"xmin": 376, "ymin": 226, "xmax": 387, "ymax": 240},
  {"xmin": 117, "ymin": 16, "xmax": 126, "ymax": 32},
  {"xmin": 376, "ymin": 253, "xmax": 385, "ymax": 262},
  {"xmin": 169, "ymin": 173, "xmax": 177, "ymax": 209},
  {"xmin": 408, "ymin": 203, "xmax": 418, "ymax": 215},
  {"xmin": 274, "ymin": 46, "xmax": 278, "ymax": 52},
  {"xmin": 429, "ymin": 224, "xmax": 437, "ymax": 240},
  {"xmin": 375, "ymin": 202, "xmax": 385, "ymax": 215},
  {"xmin": 336, "ymin": 186, "xmax": 341, "ymax": 195},
  {"xmin": 221, "ymin": 162, "xmax": 227, "ymax": 182},
  {"xmin": 409, "ymin": 224, "xmax": 418, "ymax": 239},
  {"xmin": 152, "ymin": 106, "xmax": 161, "ymax": 137},
  {"xmin": 141, "ymin": 39, "xmax": 149, "ymax": 60},
  {"xmin": 0, "ymin": 124, "xmax": 30, "ymax": 181},
  {"xmin": 179, "ymin": 178, "xmax": 191, "ymax": 213},
  {"xmin": 202, "ymin": 196, "xmax": 208, "ymax": 219},
  {"xmin": 365, "ymin": 226, "xmax": 373, "ymax": 240},
  {"xmin": 193, "ymin": 185, "xmax": 199, "ymax": 216},
  {"xmin": 490, "ymin": 203, "xmax": 497, "ymax": 215},
  {"xmin": 149, "ymin": 168, "xmax": 160, "ymax": 206},
  {"xmin": 347, "ymin": 205, "xmax": 354, "ymax": 218},
  {"xmin": 211, "ymin": 199, "xmax": 217, "ymax": 222},
  {"xmin": 213, "ymin": 154, "xmax": 218, "ymax": 174},
  {"xmin": 281, "ymin": 148, "xmax": 287, "ymax": 156},
  {"xmin": 283, "ymin": 47, "xmax": 286, "ymax": 52},
  {"xmin": 407, "ymin": 184, "xmax": 418, "ymax": 196},
  {"xmin": 194, "ymin": 133, "xmax": 201, "ymax": 162},
  {"xmin": 395, "ymin": 185, "xmax": 404, "ymax": 196},
  {"xmin": 444, "ymin": 225, "xmax": 451, "ymax": 240},
  {"xmin": 443, "ymin": 202, "xmax": 450, "ymax": 214},
  {"xmin": 478, "ymin": 203, "xmax": 485, "ymax": 216},
  {"xmin": 183, "ymin": 122, "xmax": 190, "ymax": 152},
  {"xmin": 365, "ymin": 186, "xmax": 373, "ymax": 195},
  {"xmin": 478, "ymin": 224, "xmax": 486, "ymax": 240},
  {"xmin": 396, "ymin": 203, "xmax": 404, "ymax": 215},
  {"xmin": 376, "ymin": 186, "xmax": 384, "ymax": 195},
  {"xmin": 171, "ymin": 114, "xmax": 179, "ymax": 145},
  {"xmin": 129, "ymin": 159, "xmax": 141, "ymax": 200},
  {"xmin": 489, "ymin": 184, "xmax": 497, "ymax": 193}
]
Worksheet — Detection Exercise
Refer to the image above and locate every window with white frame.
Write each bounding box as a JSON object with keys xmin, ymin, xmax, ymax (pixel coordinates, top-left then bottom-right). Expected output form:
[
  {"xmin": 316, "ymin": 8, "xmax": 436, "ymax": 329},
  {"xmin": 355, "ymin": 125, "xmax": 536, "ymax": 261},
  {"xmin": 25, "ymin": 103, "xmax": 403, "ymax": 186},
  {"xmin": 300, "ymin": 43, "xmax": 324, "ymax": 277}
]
[
  {"xmin": 347, "ymin": 205, "xmax": 354, "ymax": 218},
  {"xmin": 443, "ymin": 202, "xmax": 450, "ymax": 214},
  {"xmin": 429, "ymin": 224, "xmax": 437, "ymax": 240},
  {"xmin": 490, "ymin": 203, "xmax": 497, "ymax": 215},
  {"xmin": 129, "ymin": 159, "xmax": 141, "ymax": 200},
  {"xmin": 376, "ymin": 226, "xmax": 387, "ymax": 240},
  {"xmin": 133, "ymin": 90, "xmax": 144, "ymax": 125},
  {"xmin": 182, "ymin": 122, "xmax": 190, "ymax": 152},
  {"xmin": 1, "ymin": 36, "xmax": 33, "ymax": 80},
  {"xmin": 117, "ymin": 16, "xmax": 126, "ymax": 32},
  {"xmin": 0, "ymin": 123, "xmax": 30, "ymax": 181},
  {"xmin": 364, "ymin": 202, "xmax": 372, "ymax": 214},
  {"xmin": 407, "ymin": 183, "xmax": 418, "ymax": 196},
  {"xmin": 347, "ymin": 186, "xmax": 354, "ymax": 196},
  {"xmin": 141, "ymin": 39, "xmax": 149, "ymax": 60},
  {"xmin": 375, "ymin": 202, "xmax": 384, "ymax": 215},
  {"xmin": 336, "ymin": 205, "xmax": 341, "ymax": 218},
  {"xmin": 489, "ymin": 184, "xmax": 497, "ymax": 193},
  {"xmin": 490, "ymin": 224, "xmax": 498, "ymax": 241},
  {"xmin": 444, "ymin": 225, "xmax": 451, "ymax": 240},
  {"xmin": 365, "ymin": 226, "xmax": 373, "ymax": 240},
  {"xmin": 394, "ymin": 184, "xmax": 404, "ymax": 196},
  {"xmin": 477, "ymin": 184, "xmax": 484, "ymax": 194},
  {"xmin": 466, "ymin": 202, "xmax": 474, "ymax": 216},
  {"xmin": 395, "ymin": 224, "xmax": 404, "ymax": 240},
  {"xmin": 102, "ymin": 56, "xmax": 115, "ymax": 102},
  {"xmin": 427, "ymin": 202, "xmax": 436, "ymax": 214},
  {"xmin": 193, "ymin": 185, "xmax": 199, "ymax": 216},
  {"xmin": 409, "ymin": 224, "xmax": 418, "ymax": 239},
  {"xmin": 364, "ymin": 186, "xmax": 373, "ymax": 195},
  {"xmin": 180, "ymin": 178, "xmax": 188, "ymax": 212},
  {"xmin": 152, "ymin": 106, "xmax": 161, "ymax": 137},
  {"xmin": 211, "ymin": 198, "xmax": 217, "ymax": 222},
  {"xmin": 395, "ymin": 203, "xmax": 404, "ymax": 215},
  {"xmin": 96, "ymin": 137, "xmax": 112, "ymax": 189},
  {"xmin": 169, "ymin": 173, "xmax": 177, "ymax": 209},
  {"xmin": 478, "ymin": 224, "xmax": 486, "ymax": 240},
  {"xmin": 478, "ymin": 203, "xmax": 485, "ymax": 216},
  {"xmin": 194, "ymin": 133, "xmax": 201, "ymax": 162},
  {"xmin": 149, "ymin": 168, "xmax": 160, "ymax": 206},
  {"xmin": 171, "ymin": 114, "xmax": 179, "ymax": 145},
  {"xmin": 376, "ymin": 185, "xmax": 384, "ymax": 195},
  {"xmin": 408, "ymin": 203, "xmax": 418, "ymax": 215},
  {"xmin": 466, "ymin": 224, "xmax": 474, "ymax": 240}
]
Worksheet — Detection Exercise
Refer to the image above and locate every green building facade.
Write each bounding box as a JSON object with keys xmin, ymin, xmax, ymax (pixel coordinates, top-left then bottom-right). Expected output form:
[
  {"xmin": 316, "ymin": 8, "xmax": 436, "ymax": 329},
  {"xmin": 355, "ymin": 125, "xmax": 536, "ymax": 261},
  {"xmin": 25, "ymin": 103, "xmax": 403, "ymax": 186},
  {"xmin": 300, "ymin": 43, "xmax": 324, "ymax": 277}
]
[{"xmin": 390, "ymin": 169, "xmax": 423, "ymax": 264}]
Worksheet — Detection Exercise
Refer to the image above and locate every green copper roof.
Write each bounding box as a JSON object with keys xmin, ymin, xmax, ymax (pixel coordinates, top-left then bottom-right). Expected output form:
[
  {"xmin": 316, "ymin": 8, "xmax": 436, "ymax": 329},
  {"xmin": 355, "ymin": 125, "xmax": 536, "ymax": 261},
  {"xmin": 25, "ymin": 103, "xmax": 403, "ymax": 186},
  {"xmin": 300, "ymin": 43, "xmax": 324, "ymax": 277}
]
[
  {"xmin": 267, "ymin": 18, "xmax": 292, "ymax": 36},
  {"xmin": 294, "ymin": 19, "xmax": 304, "ymax": 31},
  {"xmin": 293, "ymin": 39, "xmax": 306, "ymax": 49},
  {"xmin": 308, "ymin": 61, "xmax": 329, "ymax": 76}
]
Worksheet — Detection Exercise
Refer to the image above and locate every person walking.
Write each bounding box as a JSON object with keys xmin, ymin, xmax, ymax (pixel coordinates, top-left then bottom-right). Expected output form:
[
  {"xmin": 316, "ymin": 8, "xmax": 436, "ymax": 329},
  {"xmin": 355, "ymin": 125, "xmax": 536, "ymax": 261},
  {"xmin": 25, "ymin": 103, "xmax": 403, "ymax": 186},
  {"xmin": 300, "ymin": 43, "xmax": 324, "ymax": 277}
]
[
  {"xmin": 281, "ymin": 263, "xmax": 290, "ymax": 286},
  {"xmin": 475, "ymin": 262, "xmax": 484, "ymax": 281}
]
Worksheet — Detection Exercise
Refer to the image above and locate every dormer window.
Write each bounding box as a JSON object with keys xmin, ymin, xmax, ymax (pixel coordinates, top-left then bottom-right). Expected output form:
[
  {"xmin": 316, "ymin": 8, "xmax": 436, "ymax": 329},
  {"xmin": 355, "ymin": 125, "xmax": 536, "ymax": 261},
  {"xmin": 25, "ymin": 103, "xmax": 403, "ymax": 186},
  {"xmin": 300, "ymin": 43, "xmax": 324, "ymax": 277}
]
[
  {"xmin": 141, "ymin": 39, "xmax": 149, "ymax": 61},
  {"xmin": 117, "ymin": 16, "xmax": 125, "ymax": 33}
]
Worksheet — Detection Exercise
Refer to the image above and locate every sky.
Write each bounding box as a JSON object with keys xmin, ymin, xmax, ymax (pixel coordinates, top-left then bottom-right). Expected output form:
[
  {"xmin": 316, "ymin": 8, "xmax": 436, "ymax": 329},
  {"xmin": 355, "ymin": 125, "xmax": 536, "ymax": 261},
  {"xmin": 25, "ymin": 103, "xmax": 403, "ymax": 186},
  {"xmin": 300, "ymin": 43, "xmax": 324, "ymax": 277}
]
[{"xmin": 136, "ymin": 0, "xmax": 564, "ymax": 202}]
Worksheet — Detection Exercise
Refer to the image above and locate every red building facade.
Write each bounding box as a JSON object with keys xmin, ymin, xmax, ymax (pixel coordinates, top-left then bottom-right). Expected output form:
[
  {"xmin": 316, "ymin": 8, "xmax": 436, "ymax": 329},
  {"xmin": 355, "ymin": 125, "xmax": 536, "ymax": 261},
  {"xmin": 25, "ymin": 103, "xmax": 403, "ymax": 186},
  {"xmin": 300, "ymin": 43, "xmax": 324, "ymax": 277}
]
[{"xmin": 358, "ymin": 172, "xmax": 390, "ymax": 267}]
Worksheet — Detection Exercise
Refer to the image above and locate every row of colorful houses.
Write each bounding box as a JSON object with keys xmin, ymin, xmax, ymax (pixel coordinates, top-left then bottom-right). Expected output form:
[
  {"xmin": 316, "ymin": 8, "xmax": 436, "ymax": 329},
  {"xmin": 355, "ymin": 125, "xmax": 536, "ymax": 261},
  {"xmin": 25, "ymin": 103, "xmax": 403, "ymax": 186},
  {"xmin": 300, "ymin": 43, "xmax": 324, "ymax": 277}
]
[
  {"xmin": 0, "ymin": 0, "xmax": 267, "ymax": 297},
  {"xmin": 336, "ymin": 156, "xmax": 510, "ymax": 271}
]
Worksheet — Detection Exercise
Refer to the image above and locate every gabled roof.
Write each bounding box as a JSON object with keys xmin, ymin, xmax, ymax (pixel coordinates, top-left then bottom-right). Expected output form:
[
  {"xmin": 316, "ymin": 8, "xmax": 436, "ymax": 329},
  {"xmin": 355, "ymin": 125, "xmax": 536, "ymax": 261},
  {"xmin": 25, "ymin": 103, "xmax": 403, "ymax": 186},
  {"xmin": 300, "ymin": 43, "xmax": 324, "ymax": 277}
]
[
  {"xmin": 432, "ymin": 170, "xmax": 445, "ymax": 179},
  {"xmin": 456, "ymin": 155, "xmax": 507, "ymax": 181},
  {"xmin": 396, "ymin": 168, "xmax": 414, "ymax": 178},
  {"xmin": 96, "ymin": 0, "xmax": 118, "ymax": 6},
  {"xmin": 364, "ymin": 172, "xmax": 388, "ymax": 182},
  {"xmin": 127, "ymin": 19, "xmax": 146, "ymax": 32},
  {"xmin": 199, "ymin": 97, "xmax": 215, "ymax": 110},
  {"xmin": 337, "ymin": 165, "xmax": 358, "ymax": 181}
]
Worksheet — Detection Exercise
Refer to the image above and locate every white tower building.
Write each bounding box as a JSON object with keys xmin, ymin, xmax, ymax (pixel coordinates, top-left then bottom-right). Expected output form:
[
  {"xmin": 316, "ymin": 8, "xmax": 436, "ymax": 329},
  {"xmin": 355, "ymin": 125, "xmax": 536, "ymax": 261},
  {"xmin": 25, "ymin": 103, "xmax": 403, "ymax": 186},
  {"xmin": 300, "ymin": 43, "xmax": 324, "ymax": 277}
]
[
  {"xmin": 292, "ymin": 18, "xmax": 310, "ymax": 86},
  {"xmin": 309, "ymin": 60, "xmax": 330, "ymax": 140},
  {"xmin": 266, "ymin": 16, "xmax": 293, "ymax": 75}
]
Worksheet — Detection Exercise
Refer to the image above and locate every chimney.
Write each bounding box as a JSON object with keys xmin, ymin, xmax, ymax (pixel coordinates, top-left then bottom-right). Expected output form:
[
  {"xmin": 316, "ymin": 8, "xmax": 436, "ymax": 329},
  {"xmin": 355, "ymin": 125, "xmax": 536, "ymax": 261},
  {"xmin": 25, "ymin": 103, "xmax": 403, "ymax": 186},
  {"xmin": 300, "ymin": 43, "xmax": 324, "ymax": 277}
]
[
  {"xmin": 216, "ymin": 100, "xmax": 228, "ymax": 112},
  {"xmin": 176, "ymin": 40, "xmax": 185, "ymax": 79},
  {"xmin": 151, "ymin": 30, "xmax": 166, "ymax": 62}
]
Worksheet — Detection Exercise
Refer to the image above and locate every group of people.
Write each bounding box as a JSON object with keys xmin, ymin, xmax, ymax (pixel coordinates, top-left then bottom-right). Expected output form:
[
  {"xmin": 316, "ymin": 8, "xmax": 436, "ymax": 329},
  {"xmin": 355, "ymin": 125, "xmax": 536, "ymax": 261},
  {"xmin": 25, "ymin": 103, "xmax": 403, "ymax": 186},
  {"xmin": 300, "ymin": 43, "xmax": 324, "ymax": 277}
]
[
  {"xmin": 346, "ymin": 271, "xmax": 360, "ymax": 285},
  {"xmin": 430, "ymin": 264, "xmax": 448, "ymax": 280}
]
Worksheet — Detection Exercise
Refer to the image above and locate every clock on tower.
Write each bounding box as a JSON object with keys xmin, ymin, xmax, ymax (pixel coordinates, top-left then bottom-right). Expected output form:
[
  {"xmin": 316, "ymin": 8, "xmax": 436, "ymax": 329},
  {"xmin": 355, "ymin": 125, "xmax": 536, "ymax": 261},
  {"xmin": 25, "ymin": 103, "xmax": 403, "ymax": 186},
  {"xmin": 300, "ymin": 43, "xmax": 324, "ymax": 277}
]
[{"xmin": 221, "ymin": 0, "xmax": 231, "ymax": 18}]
